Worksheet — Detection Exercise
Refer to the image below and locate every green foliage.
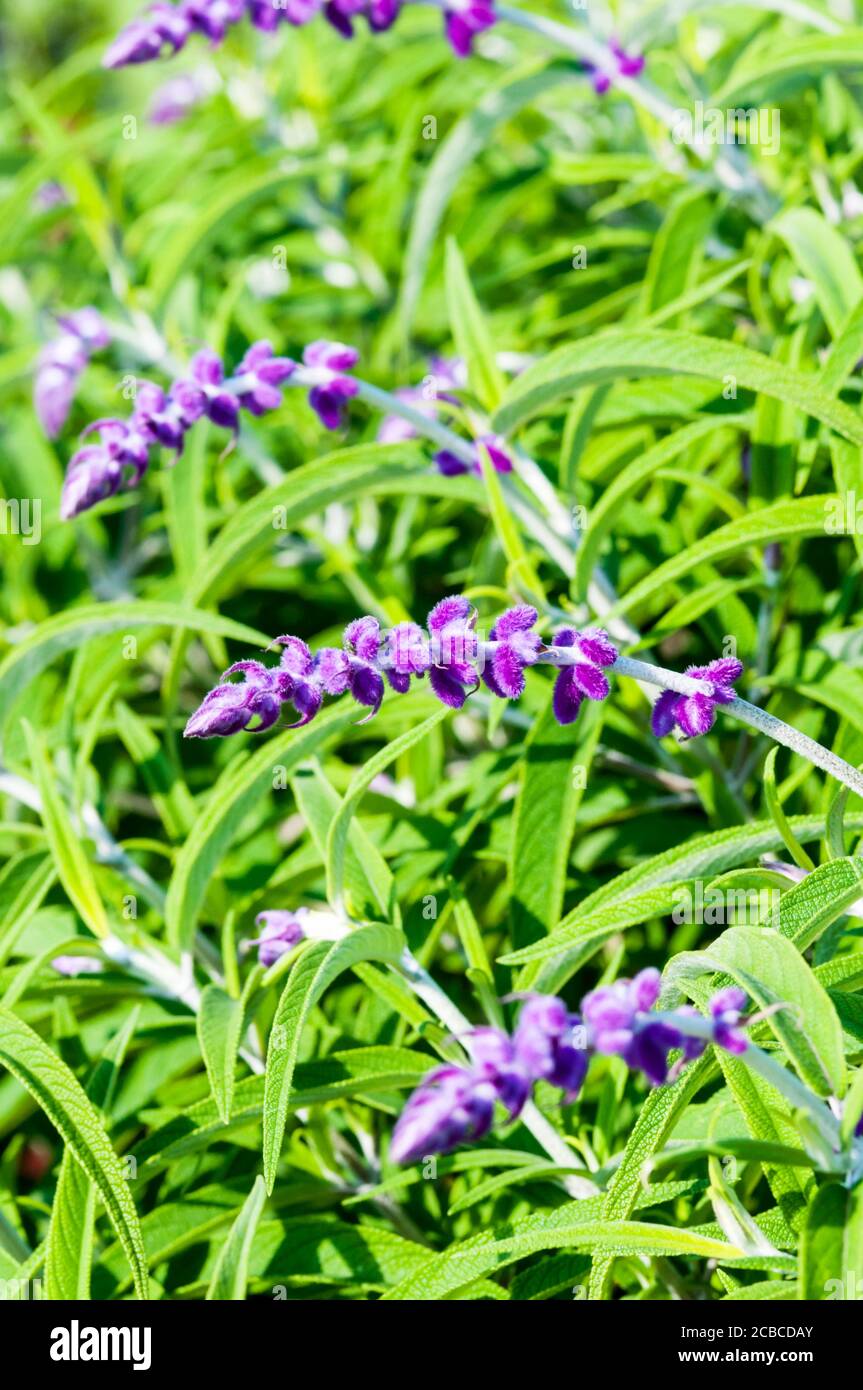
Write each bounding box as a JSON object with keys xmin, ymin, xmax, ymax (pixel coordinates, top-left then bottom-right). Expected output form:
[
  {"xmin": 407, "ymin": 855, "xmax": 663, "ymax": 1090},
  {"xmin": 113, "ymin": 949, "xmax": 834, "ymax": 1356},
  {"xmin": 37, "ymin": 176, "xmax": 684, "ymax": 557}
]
[{"xmin": 3, "ymin": 0, "xmax": 863, "ymax": 1305}]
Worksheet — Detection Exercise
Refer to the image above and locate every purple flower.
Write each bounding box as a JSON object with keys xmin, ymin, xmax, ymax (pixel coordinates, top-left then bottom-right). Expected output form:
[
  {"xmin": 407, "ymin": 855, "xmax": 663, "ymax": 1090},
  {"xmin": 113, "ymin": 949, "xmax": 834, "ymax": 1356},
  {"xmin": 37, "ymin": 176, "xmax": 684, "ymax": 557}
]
[
  {"xmin": 34, "ymin": 309, "xmax": 110, "ymax": 439},
  {"xmin": 185, "ymin": 0, "xmax": 247, "ymax": 43},
  {"xmin": 382, "ymin": 621, "xmax": 430, "ymax": 692},
  {"xmin": 588, "ymin": 40, "xmax": 645, "ymax": 95},
  {"xmin": 341, "ymin": 616, "xmax": 386, "ymax": 717},
  {"xmin": 188, "ymin": 349, "xmax": 241, "ymax": 430},
  {"xmin": 709, "ymin": 986, "xmax": 749, "ymax": 1055},
  {"xmin": 433, "ymin": 434, "xmax": 512, "ymax": 478},
  {"xmin": 483, "ymin": 605, "xmax": 541, "ymax": 701},
  {"xmin": 427, "ymin": 595, "xmax": 479, "ymax": 709},
  {"xmin": 582, "ymin": 968, "xmax": 682, "ymax": 1086},
  {"xmin": 550, "ymin": 627, "xmax": 618, "ymax": 725},
  {"xmin": 184, "ymin": 659, "xmax": 283, "ymax": 737},
  {"xmin": 390, "ymin": 1065, "xmax": 497, "ymax": 1163},
  {"xmin": 513, "ymin": 996, "xmax": 588, "ymax": 1101},
  {"xmin": 651, "ymin": 656, "xmax": 743, "ymax": 740},
  {"xmin": 148, "ymin": 72, "xmax": 208, "ymax": 125},
  {"xmin": 276, "ymin": 636, "xmax": 326, "ymax": 726},
  {"xmin": 443, "ymin": 0, "xmax": 497, "ymax": 58},
  {"xmin": 324, "ymin": 0, "xmax": 366, "ymax": 37},
  {"xmin": 303, "ymin": 340, "xmax": 360, "ymax": 430},
  {"xmin": 233, "ymin": 340, "xmax": 296, "ymax": 415},
  {"xmin": 246, "ymin": 908, "xmax": 308, "ymax": 966}
]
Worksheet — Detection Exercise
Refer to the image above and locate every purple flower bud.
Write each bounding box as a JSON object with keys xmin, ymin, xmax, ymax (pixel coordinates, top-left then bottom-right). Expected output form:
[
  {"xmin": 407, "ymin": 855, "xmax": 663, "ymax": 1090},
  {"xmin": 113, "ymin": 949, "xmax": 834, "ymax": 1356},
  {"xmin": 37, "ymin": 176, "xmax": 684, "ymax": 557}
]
[
  {"xmin": 184, "ymin": 660, "xmax": 283, "ymax": 737},
  {"xmin": 587, "ymin": 39, "xmax": 645, "ymax": 94},
  {"xmin": 103, "ymin": 4, "xmax": 192, "ymax": 67},
  {"xmin": 246, "ymin": 908, "xmax": 308, "ymax": 966},
  {"xmin": 550, "ymin": 627, "xmax": 618, "ymax": 725},
  {"xmin": 274, "ymin": 636, "xmax": 324, "ymax": 726},
  {"xmin": 470, "ymin": 1027, "xmax": 532, "ymax": 1118},
  {"xmin": 34, "ymin": 309, "xmax": 110, "ymax": 438},
  {"xmin": 302, "ymin": 341, "xmax": 360, "ymax": 429},
  {"xmin": 390, "ymin": 1065, "xmax": 497, "ymax": 1164},
  {"xmin": 443, "ymin": 0, "xmax": 497, "ymax": 58},
  {"xmin": 303, "ymin": 339, "xmax": 360, "ymax": 372},
  {"xmin": 60, "ymin": 446, "xmax": 123, "ymax": 519},
  {"xmin": 433, "ymin": 435, "xmax": 512, "ymax": 478},
  {"xmin": 651, "ymin": 656, "xmax": 743, "ymax": 740}
]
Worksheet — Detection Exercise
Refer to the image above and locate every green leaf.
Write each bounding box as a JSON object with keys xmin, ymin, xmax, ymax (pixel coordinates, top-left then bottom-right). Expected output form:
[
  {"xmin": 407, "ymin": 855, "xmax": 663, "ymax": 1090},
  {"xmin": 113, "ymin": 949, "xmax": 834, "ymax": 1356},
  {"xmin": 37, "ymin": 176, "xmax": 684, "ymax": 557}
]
[
  {"xmin": 0, "ymin": 850, "xmax": 56, "ymax": 967},
  {"xmin": 23, "ymin": 722, "xmax": 107, "ymax": 939},
  {"xmin": 45, "ymin": 1008, "xmax": 140, "ymax": 1302},
  {"xmin": 771, "ymin": 208, "xmax": 863, "ymax": 337},
  {"xmin": 197, "ymin": 985, "xmax": 246, "ymax": 1125},
  {"xmin": 397, "ymin": 63, "xmax": 576, "ymax": 339},
  {"xmin": 715, "ymin": 33, "xmax": 863, "ymax": 106},
  {"xmin": 606, "ymin": 496, "xmax": 847, "ymax": 620},
  {"xmin": 589, "ymin": 1055, "xmax": 715, "ymax": 1299},
  {"xmin": 0, "ymin": 603, "xmax": 270, "ymax": 750},
  {"xmin": 0, "ymin": 1007, "xmax": 147, "ymax": 1299},
  {"xmin": 494, "ymin": 330, "xmax": 863, "ymax": 444},
  {"xmin": 574, "ymin": 418, "xmax": 742, "ymax": 600},
  {"xmin": 445, "ymin": 238, "xmax": 505, "ymax": 411},
  {"xmin": 325, "ymin": 708, "xmax": 447, "ymax": 914},
  {"xmin": 665, "ymin": 925, "xmax": 846, "ymax": 1096},
  {"xmin": 763, "ymin": 747, "xmax": 815, "ymax": 872},
  {"xmin": 800, "ymin": 1183, "xmax": 863, "ymax": 1300},
  {"xmin": 383, "ymin": 1206, "xmax": 742, "ymax": 1301},
  {"xmin": 764, "ymin": 857, "xmax": 863, "ymax": 950},
  {"xmin": 166, "ymin": 703, "xmax": 356, "ymax": 950},
  {"xmin": 262, "ymin": 926, "xmax": 405, "ymax": 1192},
  {"xmin": 205, "ymin": 1175, "xmax": 267, "ymax": 1301}
]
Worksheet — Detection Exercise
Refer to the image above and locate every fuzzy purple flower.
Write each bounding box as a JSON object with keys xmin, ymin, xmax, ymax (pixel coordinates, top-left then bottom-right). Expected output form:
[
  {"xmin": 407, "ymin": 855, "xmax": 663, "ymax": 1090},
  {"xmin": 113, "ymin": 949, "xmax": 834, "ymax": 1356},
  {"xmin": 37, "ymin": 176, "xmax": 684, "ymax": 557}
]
[
  {"xmin": 233, "ymin": 340, "xmax": 296, "ymax": 415},
  {"xmin": 61, "ymin": 339, "xmax": 297, "ymax": 518},
  {"xmin": 582, "ymin": 968, "xmax": 678, "ymax": 1086},
  {"xmin": 427, "ymin": 595, "xmax": 479, "ymax": 709},
  {"xmin": 35, "ymin": 309, "xmax": 110, "ymax": 439},
  {"xmin": 651, "ymin": 656, "xmax": 743, "ymax": 740},
  {"xmin": 246, "ymin": 908, "xmax": 308, "ymax": 966},
  {"xmin": 303, "ymin": 340, "xmax": 360, "ymax": 429},
  {"xmin": 550, "ymin": 627, "xmax": 618, "ymax": 725},
  {"xmin": 483, "ymin": 605, "xmax": 541, "ymax": 701},
  {"xmin": 513, "ymin": 995, "xmax": 588, "ymax": 1101},
  {"xmin": 184, "ymin": 659, "xmax": 284, "ymax": 737},
  {"xmin": 390, "ymin": 1065, "xmax": 497, "ymax": 1163}
]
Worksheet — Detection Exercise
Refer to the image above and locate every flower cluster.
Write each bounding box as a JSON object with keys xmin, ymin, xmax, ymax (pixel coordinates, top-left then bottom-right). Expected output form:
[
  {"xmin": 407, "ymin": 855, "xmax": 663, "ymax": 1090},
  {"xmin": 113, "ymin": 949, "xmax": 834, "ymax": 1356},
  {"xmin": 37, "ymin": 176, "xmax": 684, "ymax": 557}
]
[
  {"xmin": 104, "ymin": 1, "xmax": 497, "ymax": 68},
  {"xmin": 184, "ymin": 599, "xmax": 621, "ymax": 736},
  {"xmin": 587, "ymin": 40, "xmax": 645, "ymax": 95},
  {"xmin": 391, "ymin": 975, "xmax": 750, "ymax": 1163},
  {"xmin": 651, "ymin": 657, "xmax": 744, "ymax": 739},
  {"xmin": 57, "ymin": 338, "xmax": 360, "ymax": 520},
  {"xmin": 35, "ymin": 309, "xmax": 111, "ymax": 440},
  {"xmin": 245, "ymin": 908, "xmax": 308, "ymax": 966},
  {"xmin": 377, "ymin": 355, "xmax": 513, "ymax": 476}
]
